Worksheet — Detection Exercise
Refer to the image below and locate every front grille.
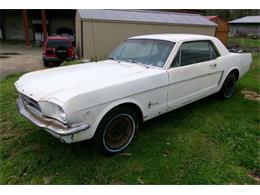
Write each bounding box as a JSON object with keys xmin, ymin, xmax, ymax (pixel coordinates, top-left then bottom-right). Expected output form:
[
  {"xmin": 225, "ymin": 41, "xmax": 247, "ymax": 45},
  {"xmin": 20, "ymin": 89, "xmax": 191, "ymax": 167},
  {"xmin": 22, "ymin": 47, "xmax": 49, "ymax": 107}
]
[{"xmin": 21, "ymin": 94, "xmax": 41, "ymax": 114}]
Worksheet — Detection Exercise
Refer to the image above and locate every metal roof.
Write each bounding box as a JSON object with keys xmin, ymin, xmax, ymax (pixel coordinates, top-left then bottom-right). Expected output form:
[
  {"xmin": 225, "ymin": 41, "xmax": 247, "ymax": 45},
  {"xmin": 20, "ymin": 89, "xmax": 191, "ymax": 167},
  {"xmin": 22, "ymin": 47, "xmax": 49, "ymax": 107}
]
[
  {"xmin": 229, "ymin": 16, "xmax": 260, "ymax": 24},
  {"xmin": 78, "ymin": 9, "xmax": 217, "ymax": 27}
]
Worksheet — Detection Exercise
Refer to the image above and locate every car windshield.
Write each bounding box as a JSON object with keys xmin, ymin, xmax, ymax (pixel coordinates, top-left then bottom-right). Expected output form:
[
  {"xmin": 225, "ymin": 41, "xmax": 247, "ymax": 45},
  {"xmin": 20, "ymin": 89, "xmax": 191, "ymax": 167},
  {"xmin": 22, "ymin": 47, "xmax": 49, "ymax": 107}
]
[
  {"xmin": 47, "ymin": 39, "xmax": 68, "ymax": 48},
  {"xmin": 108, "ymin": 39, "xmax": 175, "ymax": 67}
]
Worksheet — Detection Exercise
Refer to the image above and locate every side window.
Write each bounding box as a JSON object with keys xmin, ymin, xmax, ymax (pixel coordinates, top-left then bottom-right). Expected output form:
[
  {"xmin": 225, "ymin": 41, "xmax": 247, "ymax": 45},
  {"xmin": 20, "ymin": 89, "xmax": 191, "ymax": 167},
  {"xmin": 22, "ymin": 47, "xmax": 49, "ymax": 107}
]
[
  {"xmin": 171, "ymin": 41, "xmax": 220, "ymax": 68},
  {"xmin": 180, "ymin": 41, "xmax": 211, "ymax": 66}
]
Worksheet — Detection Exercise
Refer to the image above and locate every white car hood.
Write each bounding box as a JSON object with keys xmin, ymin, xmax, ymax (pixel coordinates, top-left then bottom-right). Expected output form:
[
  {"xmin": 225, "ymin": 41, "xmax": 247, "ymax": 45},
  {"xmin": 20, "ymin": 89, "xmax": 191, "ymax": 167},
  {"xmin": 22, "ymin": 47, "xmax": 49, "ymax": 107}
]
[{"xmin": 15, "ymin": 60, "xmax": 156, "ymax": 102}]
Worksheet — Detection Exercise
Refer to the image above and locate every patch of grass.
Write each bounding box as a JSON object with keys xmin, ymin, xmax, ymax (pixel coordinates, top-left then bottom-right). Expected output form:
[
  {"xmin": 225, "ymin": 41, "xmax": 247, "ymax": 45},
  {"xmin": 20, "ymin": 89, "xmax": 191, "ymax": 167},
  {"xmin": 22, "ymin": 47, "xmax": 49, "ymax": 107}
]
[
  {"xmin": 0, "ymin": 52, "xmax": 259, "ymax": 184},
  {"xmin": 238, "ymin": 54, "xmax": 260, "ymax": 93},
  {"xmin": 228, "ymin": 38, "xmax": 260, "ymax": 48},
  {"xmin": 61, "ymin": 59, "xmax": 83, "ymax": 66}
]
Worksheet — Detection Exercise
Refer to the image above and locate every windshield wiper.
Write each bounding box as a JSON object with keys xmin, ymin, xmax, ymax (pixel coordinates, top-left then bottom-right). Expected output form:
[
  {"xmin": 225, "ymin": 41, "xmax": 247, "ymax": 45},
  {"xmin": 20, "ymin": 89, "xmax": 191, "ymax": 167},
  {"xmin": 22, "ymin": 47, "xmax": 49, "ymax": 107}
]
[{"xmin": 126, "ymin": 59, "xmax": 148, "ymax": 67}]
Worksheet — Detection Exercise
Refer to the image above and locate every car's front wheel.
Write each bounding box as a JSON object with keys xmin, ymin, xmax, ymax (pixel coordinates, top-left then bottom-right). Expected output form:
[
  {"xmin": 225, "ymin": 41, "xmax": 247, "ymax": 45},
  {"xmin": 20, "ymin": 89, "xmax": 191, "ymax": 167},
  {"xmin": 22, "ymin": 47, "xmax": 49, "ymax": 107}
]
[
  {"xmin": 94, "ymin": 106, "xmax": 139, "ymax": 155},
  {"xmin": 218, "ymin": 72, "xmax": 237, "ymax": 99}
]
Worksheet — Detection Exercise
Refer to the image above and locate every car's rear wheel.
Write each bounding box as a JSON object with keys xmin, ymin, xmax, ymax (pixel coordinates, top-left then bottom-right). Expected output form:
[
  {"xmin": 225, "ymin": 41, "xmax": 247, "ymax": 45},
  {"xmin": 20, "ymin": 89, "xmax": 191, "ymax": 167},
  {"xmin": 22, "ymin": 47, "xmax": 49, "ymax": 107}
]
[
  {"xmin": 218, "ymin": 72, "xmax": 236, "ymax": 99},
  {"xmin": 43, "ymin": 60, "xmax": 49, "ymax": 67},
  {"xmin": 55, "ymin": 61, "xmax": 62, "ymax": 66},
  {"xmin": 94, "ymin": 106, "xmax": 139, "ymax": 155}
]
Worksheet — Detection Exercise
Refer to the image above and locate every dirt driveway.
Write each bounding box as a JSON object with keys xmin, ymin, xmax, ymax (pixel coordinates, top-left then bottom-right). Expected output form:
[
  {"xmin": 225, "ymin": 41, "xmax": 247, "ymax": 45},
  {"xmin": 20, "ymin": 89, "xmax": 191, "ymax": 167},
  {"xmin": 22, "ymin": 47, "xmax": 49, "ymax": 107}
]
[{"xmin": 0, "ymin": 41, "xmax": 45, "ymax": 80}]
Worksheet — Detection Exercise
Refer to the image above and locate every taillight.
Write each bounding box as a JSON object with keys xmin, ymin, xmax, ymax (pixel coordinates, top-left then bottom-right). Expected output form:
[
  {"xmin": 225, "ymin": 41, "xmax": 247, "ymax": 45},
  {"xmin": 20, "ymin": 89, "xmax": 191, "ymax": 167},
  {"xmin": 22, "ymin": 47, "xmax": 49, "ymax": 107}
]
[{"xmin": 68, "ymin": 47, "xmax": 74, "ymax": 57}]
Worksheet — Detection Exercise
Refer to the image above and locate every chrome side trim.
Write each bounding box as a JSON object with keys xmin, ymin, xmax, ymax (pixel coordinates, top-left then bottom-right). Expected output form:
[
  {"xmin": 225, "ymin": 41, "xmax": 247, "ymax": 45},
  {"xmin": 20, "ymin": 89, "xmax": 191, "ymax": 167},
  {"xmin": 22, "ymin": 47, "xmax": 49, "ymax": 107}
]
[{"xmin": 16, "ymin": 98, "xmax": 90, "ymax": 136}]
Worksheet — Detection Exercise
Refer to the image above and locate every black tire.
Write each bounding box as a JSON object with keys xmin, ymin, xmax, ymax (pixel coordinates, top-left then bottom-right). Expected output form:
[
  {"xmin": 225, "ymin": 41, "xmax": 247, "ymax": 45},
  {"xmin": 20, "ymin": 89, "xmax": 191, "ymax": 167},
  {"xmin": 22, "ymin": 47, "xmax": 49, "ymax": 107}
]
[
  {"xmin": 218, "ymin": 72, "xmax": 236, "ymax": 99},
  {"xmin": 43, "ymin": 60, "xmax": 49, "ymax": 67},
  {"xmin": 93, "ymin": 106, "xmax": 139, "ymax": 155},
  {"xmin": 55, "ymin": 61, "xmax": 62, "ymax": 66}
]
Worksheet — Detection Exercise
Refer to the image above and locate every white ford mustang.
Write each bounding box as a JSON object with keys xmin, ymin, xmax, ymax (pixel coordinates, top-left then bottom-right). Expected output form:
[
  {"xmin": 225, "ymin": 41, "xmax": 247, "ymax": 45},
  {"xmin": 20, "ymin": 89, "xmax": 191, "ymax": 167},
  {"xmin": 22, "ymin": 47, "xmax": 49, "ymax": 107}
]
[{"xmin": 15, "ymin": 34, "xmax": 252, "ymax": 154}]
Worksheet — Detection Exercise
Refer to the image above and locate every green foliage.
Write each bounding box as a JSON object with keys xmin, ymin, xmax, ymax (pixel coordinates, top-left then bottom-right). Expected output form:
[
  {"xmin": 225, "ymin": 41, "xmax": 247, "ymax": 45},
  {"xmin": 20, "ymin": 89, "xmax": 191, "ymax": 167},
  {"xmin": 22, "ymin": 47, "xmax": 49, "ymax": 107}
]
[
  {"xmin": 203, "ymin": 10, "xmax": 260, "ymax": 21},
  {"xmin": 238, "ymin": 54, "xmax": 260, "ymax": 93},
  {"xmin": 228, "ymin": 38, "xmax": 260, "ymax": 48}
]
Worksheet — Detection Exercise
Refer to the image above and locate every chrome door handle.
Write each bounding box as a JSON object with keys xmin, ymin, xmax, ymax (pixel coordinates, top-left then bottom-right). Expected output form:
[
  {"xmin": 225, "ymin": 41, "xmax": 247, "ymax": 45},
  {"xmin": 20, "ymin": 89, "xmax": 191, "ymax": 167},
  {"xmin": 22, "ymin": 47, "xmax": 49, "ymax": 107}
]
[{"xmin": 210, "ymin": 64, "xmax": 217, "ymax": 68}]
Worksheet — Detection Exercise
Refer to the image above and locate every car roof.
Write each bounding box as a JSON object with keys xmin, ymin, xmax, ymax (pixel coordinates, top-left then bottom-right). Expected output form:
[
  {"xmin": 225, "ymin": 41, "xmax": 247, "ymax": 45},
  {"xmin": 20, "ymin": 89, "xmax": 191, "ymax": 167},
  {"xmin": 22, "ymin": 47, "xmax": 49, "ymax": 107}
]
[{"xmin": 129, "ymin": 34, "xmax": 217, "ymax": 43}]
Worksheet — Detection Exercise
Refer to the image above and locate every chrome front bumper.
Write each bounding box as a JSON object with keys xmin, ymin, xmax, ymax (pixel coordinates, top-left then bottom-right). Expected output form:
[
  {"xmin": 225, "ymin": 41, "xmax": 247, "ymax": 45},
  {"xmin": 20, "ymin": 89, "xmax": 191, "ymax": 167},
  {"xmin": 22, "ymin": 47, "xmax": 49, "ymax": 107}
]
[{"xmin": 16, "ymin": 98, "xmax": 90, "ymax": 137}]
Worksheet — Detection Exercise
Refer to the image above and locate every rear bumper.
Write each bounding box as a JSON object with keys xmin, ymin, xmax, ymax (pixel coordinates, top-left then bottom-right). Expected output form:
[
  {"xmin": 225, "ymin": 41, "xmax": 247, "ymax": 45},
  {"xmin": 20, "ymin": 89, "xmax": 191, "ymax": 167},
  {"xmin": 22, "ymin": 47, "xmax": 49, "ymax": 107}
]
[
  {"xmin": 42, "ymin": 56, "xmax": 75, "ymax": 62},
  {"xmin": 16, "ymin": 98, "xmax": 90, "ymax": 142}
]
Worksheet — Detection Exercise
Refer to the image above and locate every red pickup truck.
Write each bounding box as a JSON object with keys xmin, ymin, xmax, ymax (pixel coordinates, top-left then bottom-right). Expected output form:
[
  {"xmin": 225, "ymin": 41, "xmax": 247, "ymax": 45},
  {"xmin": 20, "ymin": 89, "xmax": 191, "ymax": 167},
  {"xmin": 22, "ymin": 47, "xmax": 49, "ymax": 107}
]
[{"xmin": 42, "ymin": 36, "xmax": 76, "ymax": 66}]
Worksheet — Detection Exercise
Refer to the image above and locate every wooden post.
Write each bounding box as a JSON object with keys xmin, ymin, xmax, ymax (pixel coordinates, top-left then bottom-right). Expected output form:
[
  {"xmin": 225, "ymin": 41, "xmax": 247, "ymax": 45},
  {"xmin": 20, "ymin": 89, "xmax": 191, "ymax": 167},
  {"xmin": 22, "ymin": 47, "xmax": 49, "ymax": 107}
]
[
  {"xmin": 41, "ymin": 10, "xmax": 47, "ymax": 42},
  {"xmin": 22, "ymin": 10, "xmax": 30, "ymax": 47}
]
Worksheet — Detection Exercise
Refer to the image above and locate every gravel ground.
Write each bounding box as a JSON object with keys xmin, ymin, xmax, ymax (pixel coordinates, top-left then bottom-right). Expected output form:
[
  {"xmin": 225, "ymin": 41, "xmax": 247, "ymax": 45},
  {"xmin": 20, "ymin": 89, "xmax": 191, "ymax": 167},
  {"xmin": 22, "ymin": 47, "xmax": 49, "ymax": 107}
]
[{"xmin": 0, "ymin": 41, "xmax": 45, "ymax": 80}]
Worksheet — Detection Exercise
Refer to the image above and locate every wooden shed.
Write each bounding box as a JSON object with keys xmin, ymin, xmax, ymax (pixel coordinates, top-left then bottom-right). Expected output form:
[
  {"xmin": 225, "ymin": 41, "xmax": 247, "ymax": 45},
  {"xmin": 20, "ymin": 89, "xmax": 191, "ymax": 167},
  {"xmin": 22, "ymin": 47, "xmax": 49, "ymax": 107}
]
[
  {"xmin": 76, "ymin": 10, "xmax": 217, "ymax": 59},
  {"xmin": 206, "ymin": 16, "xmax": 229, "ymax": 46}
]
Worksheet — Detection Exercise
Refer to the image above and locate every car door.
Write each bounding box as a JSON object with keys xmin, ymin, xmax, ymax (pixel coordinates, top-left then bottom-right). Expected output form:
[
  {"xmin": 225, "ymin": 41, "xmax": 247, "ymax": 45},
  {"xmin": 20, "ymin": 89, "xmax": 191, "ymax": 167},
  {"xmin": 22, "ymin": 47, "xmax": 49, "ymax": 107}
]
[{"xmin": 166, "ymin": 40, "xmax": 223, "ymax": 111}]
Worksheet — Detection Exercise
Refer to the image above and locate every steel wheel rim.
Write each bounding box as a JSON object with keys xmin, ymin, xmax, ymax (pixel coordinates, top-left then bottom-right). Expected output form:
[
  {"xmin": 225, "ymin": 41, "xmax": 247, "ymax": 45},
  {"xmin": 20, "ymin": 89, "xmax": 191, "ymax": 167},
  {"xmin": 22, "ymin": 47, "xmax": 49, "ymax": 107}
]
[
  {"xmin": 223, "ymin": 76, "xmax": 235, "ymax": 98},
  {"xmin": 103, "ymin": 114, "xmax": 135, "ymax": 152}
]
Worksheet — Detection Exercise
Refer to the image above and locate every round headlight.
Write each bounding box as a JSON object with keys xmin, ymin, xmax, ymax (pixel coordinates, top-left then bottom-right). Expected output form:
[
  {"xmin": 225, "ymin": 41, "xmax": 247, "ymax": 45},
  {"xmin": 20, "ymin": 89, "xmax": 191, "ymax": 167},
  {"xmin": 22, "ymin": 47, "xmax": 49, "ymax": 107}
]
[
  {"xmin": 39, "ymin": 101, "xmax": 67, "ymax": 123},
  {"xmin": 57, "ymin": 106, "xmax": 67, "ymax": 122},
  {"xmin": 60, "ymin": 111, "xmax": 67, "ymax": 121}
]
